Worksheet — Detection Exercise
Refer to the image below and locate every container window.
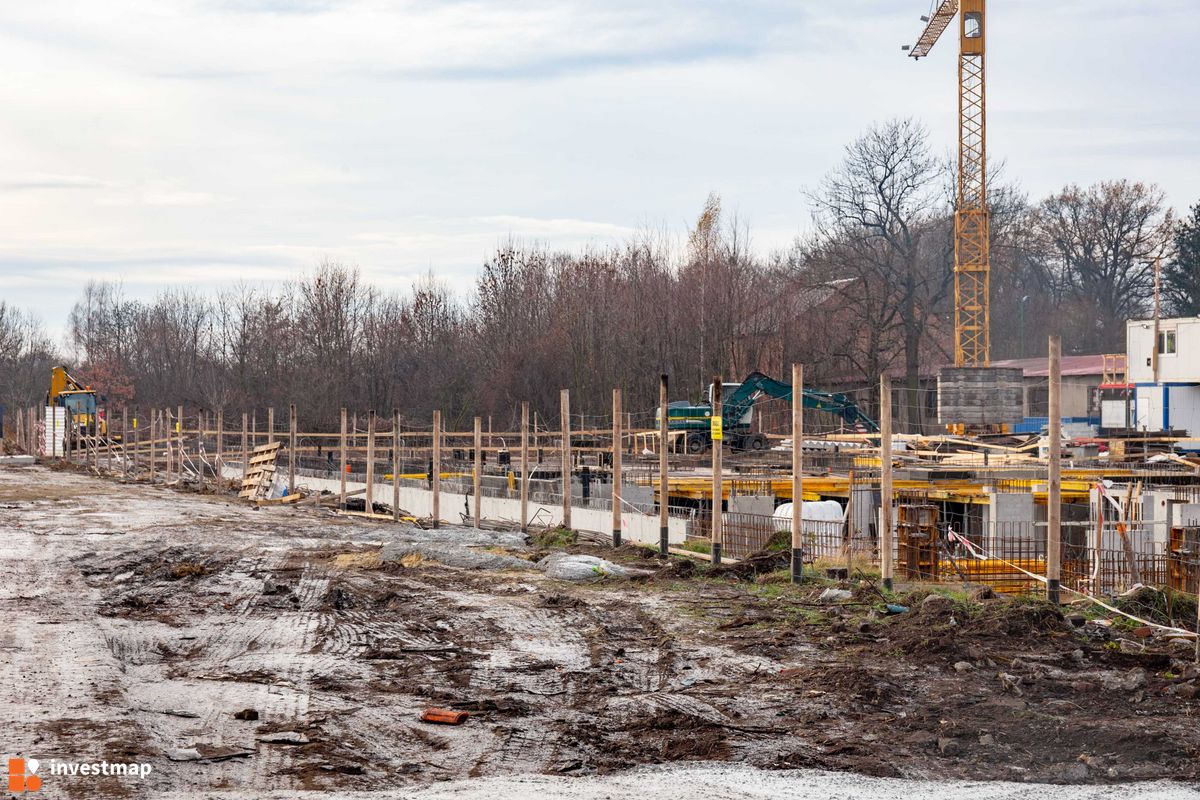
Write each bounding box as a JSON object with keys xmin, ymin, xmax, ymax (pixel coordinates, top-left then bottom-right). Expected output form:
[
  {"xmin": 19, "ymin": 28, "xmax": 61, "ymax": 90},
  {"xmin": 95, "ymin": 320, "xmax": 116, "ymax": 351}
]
[{"xmin": 1158, "ymin": 330, "xmax": 1177, "ymax": 355}]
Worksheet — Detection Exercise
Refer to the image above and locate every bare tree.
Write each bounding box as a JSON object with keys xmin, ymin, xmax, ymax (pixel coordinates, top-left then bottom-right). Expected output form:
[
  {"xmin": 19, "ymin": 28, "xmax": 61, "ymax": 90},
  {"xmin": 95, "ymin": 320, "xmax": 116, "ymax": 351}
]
[
  {"xmin": 0, "ymin": 303, "xmax": 58, "ymax": 418},
  {"xmin": 806, "ymin": 118, "xmax": 945, "ymax": 429},
  {"xmin": 1031, "ymin": 180, "xmax": 1174, "ymax": 351}
]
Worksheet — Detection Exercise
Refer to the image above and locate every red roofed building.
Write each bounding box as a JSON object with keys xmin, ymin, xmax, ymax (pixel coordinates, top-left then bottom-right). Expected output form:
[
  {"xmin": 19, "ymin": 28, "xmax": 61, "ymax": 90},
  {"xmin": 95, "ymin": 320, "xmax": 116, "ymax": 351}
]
[{"xmin": 988, "ymin": 354, "xmax": 1106, "ymax": 420}]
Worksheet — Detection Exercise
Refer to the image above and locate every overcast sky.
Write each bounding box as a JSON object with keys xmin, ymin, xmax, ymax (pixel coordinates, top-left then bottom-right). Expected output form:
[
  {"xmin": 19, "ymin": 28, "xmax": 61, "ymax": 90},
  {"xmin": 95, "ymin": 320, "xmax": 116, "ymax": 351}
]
[{"xmin": 1, "ymin": 0, "xmax": 1197, "ymax": 339}]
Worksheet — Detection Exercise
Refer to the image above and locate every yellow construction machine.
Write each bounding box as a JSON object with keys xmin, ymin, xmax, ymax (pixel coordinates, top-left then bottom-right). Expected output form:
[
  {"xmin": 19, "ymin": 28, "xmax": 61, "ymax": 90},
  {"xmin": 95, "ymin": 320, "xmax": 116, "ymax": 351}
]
[{"xmin": 47, "ymin": 366, "xmax": 106, "ymax": 434}]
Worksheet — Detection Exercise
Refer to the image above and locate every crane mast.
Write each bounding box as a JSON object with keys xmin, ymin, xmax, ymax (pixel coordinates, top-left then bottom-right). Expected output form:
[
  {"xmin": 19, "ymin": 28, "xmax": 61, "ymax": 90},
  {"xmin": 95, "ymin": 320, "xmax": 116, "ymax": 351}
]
[{"xmin": 907, "ymin": 0, "xmax": 989, "ymax": 367}]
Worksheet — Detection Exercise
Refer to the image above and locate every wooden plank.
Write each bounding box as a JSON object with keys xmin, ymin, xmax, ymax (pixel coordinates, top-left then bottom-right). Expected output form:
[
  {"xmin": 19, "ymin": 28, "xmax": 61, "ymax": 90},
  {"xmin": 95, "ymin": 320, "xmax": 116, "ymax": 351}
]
[
  {"xmin": 243, "ymin": 466, "xmax": 275, "ymax": 478},
  {"xmin": 667, "ymin": 546, "xmax": 740, "ymax": 565},
  {"xmin": 294, "ymin": 488, "xmax": 366, "ymax": 507},
  {"xmin": 241, "ymin": 475, "xmax": 274, "ymax": 488},
  {"xmin": 336, "ymin": 509, "xmax": 407, "ymax": 521},
  {"xmin": 256, "ymin": 493, "xmax": 305, "ymax": 506}
]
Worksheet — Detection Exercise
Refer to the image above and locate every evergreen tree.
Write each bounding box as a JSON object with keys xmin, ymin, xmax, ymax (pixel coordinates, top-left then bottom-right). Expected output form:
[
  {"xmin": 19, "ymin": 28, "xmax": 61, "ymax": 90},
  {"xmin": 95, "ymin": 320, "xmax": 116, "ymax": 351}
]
[{"xmin": 1164, "ymin": 202, "xmax": 1200, "ymax": 315}]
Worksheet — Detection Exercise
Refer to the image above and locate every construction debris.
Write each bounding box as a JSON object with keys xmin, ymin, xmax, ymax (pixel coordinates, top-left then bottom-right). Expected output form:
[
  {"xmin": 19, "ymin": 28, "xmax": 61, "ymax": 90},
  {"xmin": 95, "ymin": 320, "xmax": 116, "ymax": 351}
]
[
  {"xmin": 419, "ymin": 708, "xmax": 469, "ymax": 725},
  {"xmin": 239, "ymin": 441, "xmax": 280, "ymax": 501}
]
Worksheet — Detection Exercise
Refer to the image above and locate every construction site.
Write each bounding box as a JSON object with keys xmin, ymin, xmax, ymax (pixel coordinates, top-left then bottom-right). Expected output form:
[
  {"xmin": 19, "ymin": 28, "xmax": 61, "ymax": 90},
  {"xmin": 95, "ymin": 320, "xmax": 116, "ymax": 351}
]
[{"xmin": 3, "ymin": 1, "xmax": 1200, "ymax": 798}]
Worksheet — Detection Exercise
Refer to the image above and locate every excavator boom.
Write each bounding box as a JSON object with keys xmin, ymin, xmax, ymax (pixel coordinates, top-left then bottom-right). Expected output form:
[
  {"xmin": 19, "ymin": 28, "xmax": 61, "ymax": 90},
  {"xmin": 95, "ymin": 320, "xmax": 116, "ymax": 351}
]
[
  {"xmin": 723, "ymin": 372, "xmax": 879, "ymax": 433},
  {"xmin": 49, "ymin": 366, "xmax": 90, "ymax": 400}
]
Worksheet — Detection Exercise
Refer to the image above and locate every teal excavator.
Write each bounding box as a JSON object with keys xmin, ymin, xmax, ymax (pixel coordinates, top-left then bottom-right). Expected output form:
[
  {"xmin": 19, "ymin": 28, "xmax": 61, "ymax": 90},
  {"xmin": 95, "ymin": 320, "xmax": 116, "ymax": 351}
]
[{"xmin": 661, "ymin": 371, "xmax": 878, "ymax": 454}]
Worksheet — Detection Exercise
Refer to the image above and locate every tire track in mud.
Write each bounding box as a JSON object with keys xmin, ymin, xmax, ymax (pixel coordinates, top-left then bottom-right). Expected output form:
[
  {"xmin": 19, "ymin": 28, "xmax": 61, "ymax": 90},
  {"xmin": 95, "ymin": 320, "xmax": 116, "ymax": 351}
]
[{"xmin": 90, "ymin": 536, "xmax": 338, "ymax": 794}]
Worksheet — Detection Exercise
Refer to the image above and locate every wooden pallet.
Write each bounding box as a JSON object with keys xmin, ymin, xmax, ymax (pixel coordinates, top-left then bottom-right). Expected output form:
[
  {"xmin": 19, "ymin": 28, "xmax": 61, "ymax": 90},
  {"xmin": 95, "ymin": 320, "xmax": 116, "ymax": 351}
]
[{"xmin": 239, "ymin": 442, "xmax": 281, "ymax": 500}]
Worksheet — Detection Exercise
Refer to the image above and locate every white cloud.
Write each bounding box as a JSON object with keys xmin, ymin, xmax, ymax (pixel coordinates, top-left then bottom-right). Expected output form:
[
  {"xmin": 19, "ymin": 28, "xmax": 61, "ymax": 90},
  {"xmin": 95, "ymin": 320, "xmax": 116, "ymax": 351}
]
[{"xmin": 0, "ymin": 173, "xmax": 110, "ymax": 190}]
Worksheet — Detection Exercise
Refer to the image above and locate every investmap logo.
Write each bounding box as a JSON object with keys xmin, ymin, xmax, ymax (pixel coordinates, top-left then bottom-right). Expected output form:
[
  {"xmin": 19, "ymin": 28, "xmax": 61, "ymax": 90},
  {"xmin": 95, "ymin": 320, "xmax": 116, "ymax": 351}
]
[
  {"xmin": 6, "ymin": 758, "xmax": 42, "ymax": 792},
  {"xmin": 6, "ymin": 756, "xmax": 153, "ymax": 792}
]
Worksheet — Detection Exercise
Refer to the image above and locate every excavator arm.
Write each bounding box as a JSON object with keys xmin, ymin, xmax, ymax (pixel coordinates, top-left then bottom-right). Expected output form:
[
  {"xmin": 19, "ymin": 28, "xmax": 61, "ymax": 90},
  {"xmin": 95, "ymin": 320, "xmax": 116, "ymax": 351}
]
[
  {"xmin": 723, "ymin": 372, "xmax": 879, "ymax": 433},
  {"xmin": 49, "ymin": 366, "xmax": 90, "ymax": 401}
]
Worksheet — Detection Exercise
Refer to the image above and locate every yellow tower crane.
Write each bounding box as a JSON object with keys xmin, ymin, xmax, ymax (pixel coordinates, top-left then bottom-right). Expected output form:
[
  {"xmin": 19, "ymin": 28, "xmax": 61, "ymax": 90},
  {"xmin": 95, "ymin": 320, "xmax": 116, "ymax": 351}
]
[{"xmin": 905, "ymin": 0, "xmax": 989, "ymax": 367}]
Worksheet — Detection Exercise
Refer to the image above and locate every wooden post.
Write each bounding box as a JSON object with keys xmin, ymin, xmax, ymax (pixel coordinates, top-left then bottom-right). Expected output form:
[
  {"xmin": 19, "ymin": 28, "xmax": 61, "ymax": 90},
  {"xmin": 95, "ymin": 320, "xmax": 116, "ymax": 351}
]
[
  {"xmin": 164, "ymin": 408, "xmax": 170, "ymax": 479},
  {"xmin": 163, "ymin": 409, "xmax": 169, "ymax": 478},
  {"xmin": 432, "ymin": 410, "xmax": 442, "ymax": 528},
  {"xmin": 105, "ymin": 406, "xmax": 114, "ymax": 472},
  {"xmin": 289, "ymin": 404, "xmax": 298, "ymax": 496},
  {"xmin": 474, "ymin": 416, "xmax": 483, "ymax": 528},
  {"xmin": 880, "ymin": 374, "xmax": 894, "ymax": 592},
  {"xmin": 148, "ymin": 409, "xmax": 156, "ymax": 481},
  {"xmin": 659, "ymin": 375, "xmax": 669, "ymax": 556},
  {"xmin": 165, "ymin": 409, "xmax": 171, "ymax": 479},
  {"xmin": 1047, "ymin": 334, "xmax": 1062, "ymax": 604},
  {"xmin": 159, "ymin": 409, "xmax": 166, "ymax": 479},
  {"xmin": 132, "ymin": 409, "xmax": 140, "ymax": 475},
  {"xmin": 121, "ymin": 407, "xmax": 128, "ymax": 478},
  {"xmin": 792, "ymin": 364, "xmax": 804, "ymax": 583},
  {"xmin": 241, "ymin": 413, "xmax": 248, "ymax": 480},
  {"xmin": 612, "ymin": 388, "xmax": 622, "ymax": 548},
  {"xmin": 365, "ymin": 409, "xmax": 375, "ymax": 511},
  {"xmin": 710, "ymin": 378, "xmax": 723, "ymax": 565},
  {"xmin": 177, "ymin": 405, "xmax": 184, "ymax": 479},
  {"xmin": 845, "ymin": 468, "xmax": 856, "ymax": 577},
  {"xmin": 339, "ymin": 408, "xmax": 348, "ymax": 509},
  {"xmin": 268, "ymin": 407, "xmax": 275, "ymax": 446},
  {"xmin": 196, "ymin": 409, "xmax": 207, "ymax": 490},
  {"xmin": 560, "ymin": 390, "xmax": 571, "ymax": 530},
  {"xmin": 520, "ymin": 402, "xmax": 530, "ymax": 533},
  {"xmin": 215, "ymin": 410, "xmax": 224, "ymax": 489},
  {"xmin": 251, "ymin": 409, "xmax": 257, "ymax": 449},
  {"xmin": 393, "ymin": 410, "xmax": 402, "ymax": 522}
]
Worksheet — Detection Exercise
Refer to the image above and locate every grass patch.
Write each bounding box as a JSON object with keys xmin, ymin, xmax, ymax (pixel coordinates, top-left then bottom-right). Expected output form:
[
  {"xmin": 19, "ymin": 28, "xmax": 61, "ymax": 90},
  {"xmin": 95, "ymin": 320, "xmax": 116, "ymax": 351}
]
[
  {"xmin": 1115, "ymin": 586, "xmax": 1198, "ymax": 631},
  {"xmin": 168, "ymin": 562, "xmax": 209, "ymax": 580},
  {"xmin": 532, "ymin": 526, "xmax": 577, "ymax": 549},
  {"xmin": 678, "ymin": 539, "xmax": 712, "ymax": 555},
  {"xmin": 333, "ymin": 550, "xmax": 383, "ymax": 570},
  {"xmin": 764, "ymin": 530, "xmax": 790, "ymax": 552}
]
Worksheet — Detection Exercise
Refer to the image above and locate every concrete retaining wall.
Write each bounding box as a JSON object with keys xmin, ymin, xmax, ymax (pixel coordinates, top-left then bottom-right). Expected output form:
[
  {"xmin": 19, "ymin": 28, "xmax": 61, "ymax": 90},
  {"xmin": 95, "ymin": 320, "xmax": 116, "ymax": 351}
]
[{"xmin": 224, "ymin": 468, "xmax": 688, "ymax": 546}]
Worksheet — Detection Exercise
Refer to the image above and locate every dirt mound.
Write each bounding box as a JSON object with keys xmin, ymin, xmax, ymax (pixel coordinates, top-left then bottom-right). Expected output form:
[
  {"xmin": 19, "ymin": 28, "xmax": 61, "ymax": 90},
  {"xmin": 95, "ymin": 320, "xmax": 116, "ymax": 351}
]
[
  {"xmin": 568, "ymin": 706, "xmax": 732, "ymax": 771},
  {"xmin": 707, "ymin": 550, "xmax": 787, "ymax": 580},
  {"xmin": 654, "ymin": 557, "xmax": 698, "ymax": 580},
  {"xmin": 885, "ymin": 594, "xmax": 1069, "ymax": 660},
  {"xmin": 1115, "ymin": 586, "xmax": 1198, "ymax": 632}
]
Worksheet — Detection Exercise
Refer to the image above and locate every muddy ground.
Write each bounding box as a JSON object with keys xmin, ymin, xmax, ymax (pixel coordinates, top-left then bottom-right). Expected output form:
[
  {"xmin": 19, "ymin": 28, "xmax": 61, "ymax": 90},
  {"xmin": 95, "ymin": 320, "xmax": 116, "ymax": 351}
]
[{"xmin": 2, "ymin": 465, "xmax": 1199, "ymax": 798}]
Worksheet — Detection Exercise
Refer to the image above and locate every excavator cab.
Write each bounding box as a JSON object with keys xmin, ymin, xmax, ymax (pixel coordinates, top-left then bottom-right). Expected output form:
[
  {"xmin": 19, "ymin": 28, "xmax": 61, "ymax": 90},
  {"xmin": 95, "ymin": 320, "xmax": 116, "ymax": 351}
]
[{"xmin": 47, "ymin": 366, "xmax": 106, "ymax": 435}]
